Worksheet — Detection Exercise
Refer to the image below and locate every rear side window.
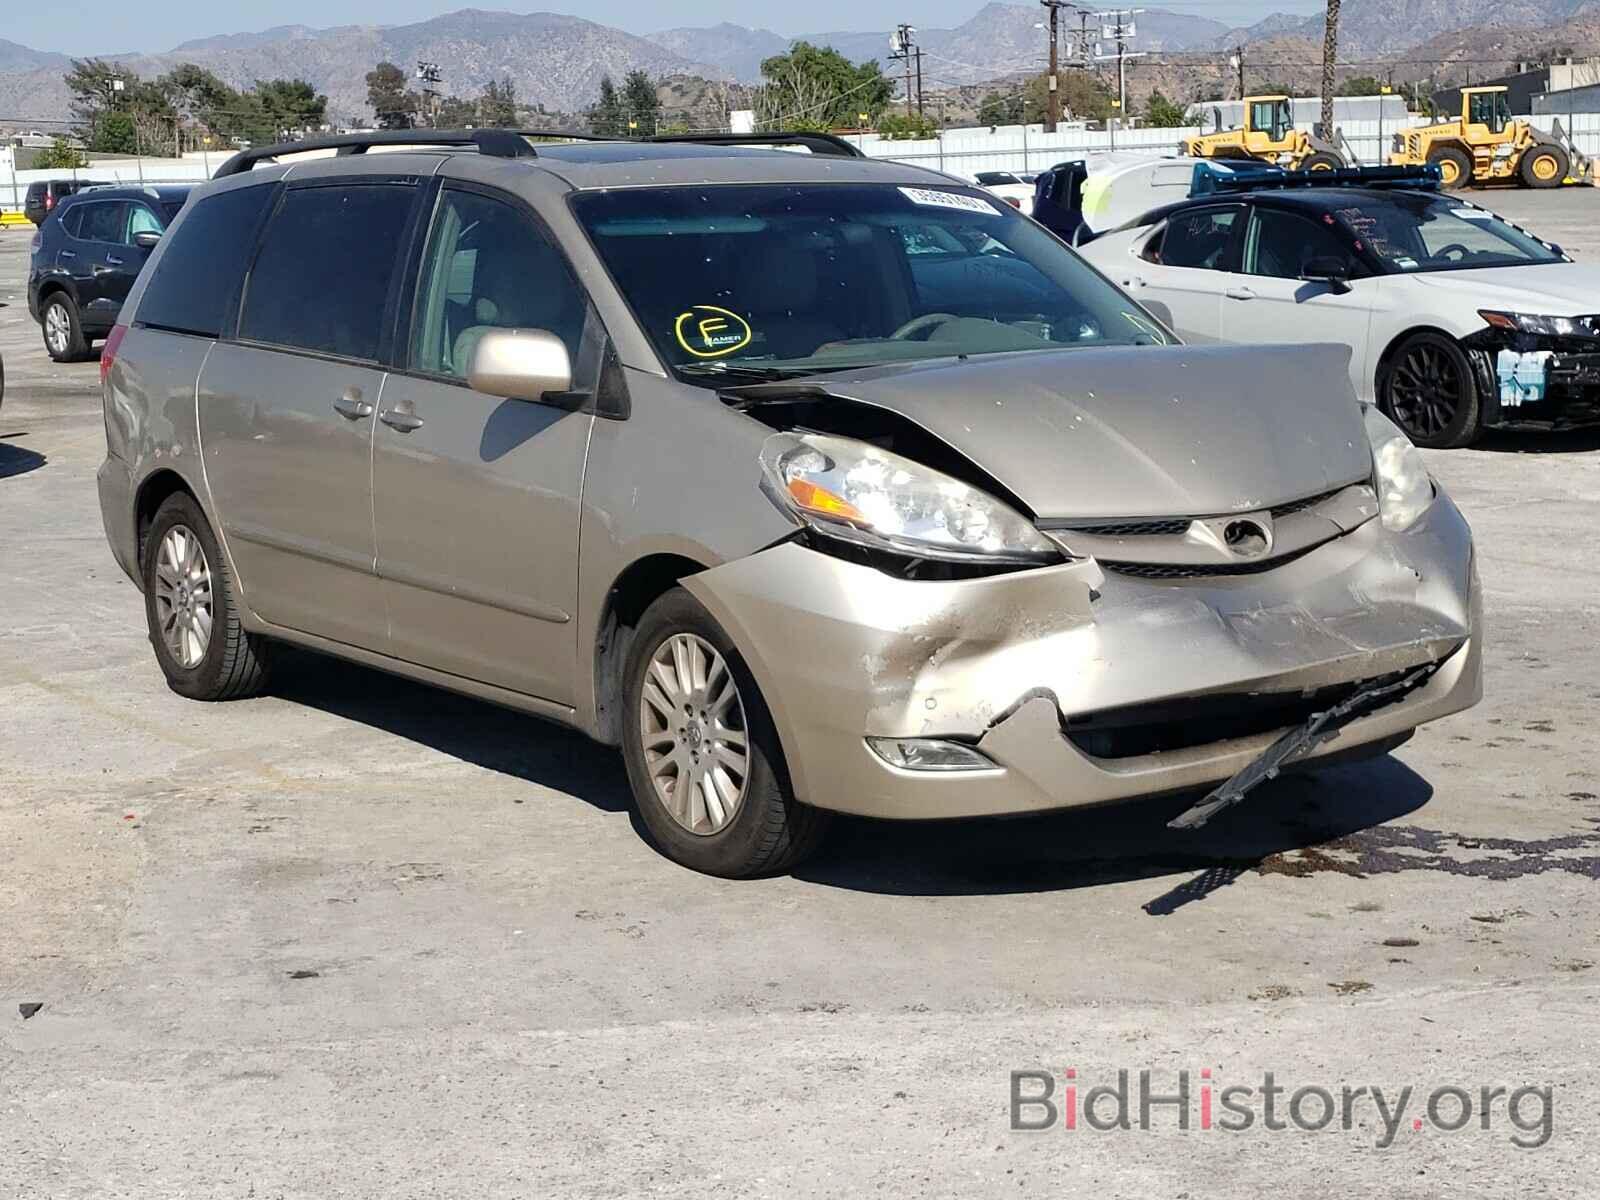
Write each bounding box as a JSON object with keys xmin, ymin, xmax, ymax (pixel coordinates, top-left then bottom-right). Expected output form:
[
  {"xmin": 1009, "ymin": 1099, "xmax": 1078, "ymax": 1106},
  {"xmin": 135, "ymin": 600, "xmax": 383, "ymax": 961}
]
[
  {"xmin": 59, "ymin": 205, "xmax": 84, "ymax": 238},
  {"xmin": 77, "ymin": 201, "xmax": 128, "ymax": 243},
  {"xmin": 135, "ymin": 184, "xmax": 276, "ymax": 338},
  {"xmin": 239, "ymin": 184, "xmax": 416, "ymax": 362},
  {"xmin": 1147, "ymin": 206, "xmax": 1240, "ymax": 270}
]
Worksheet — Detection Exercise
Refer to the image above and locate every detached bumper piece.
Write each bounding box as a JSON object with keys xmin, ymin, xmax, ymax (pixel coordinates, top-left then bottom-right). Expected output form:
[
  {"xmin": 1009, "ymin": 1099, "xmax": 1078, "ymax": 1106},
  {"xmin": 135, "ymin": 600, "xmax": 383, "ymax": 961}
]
[{"xmin": 1167, "ymin": 661, "xmax": 1441, "ymax": 831}]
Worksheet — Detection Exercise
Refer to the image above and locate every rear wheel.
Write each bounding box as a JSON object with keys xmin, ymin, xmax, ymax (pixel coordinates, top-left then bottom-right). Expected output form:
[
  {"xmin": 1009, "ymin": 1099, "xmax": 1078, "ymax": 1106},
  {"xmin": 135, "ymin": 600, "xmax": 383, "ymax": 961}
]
[
  {"xmin": 1519, "ymin": 144, "xmax": 1567, "ymax": 188},
  {"xmin": 1428, "ymin": 146, "xmax": 1473, "ymax": 190},
  {"xmin": 1301, "ymin": 152, "xmax": 1342, "ymax": 172},
  {"xmin": 1380, "ymin": 332, "xmax": 1482, "ymax": 449},
  {"xmin": 621, "ymin": 588, "xmax": 829, "ymax": 877},
  {"xmin": 41, "ymin": 293, "xmax": 88, "ymax": 363},
  {"xmin": 142, "ymin": 492, "xmax": 272, "ymax": 700}
]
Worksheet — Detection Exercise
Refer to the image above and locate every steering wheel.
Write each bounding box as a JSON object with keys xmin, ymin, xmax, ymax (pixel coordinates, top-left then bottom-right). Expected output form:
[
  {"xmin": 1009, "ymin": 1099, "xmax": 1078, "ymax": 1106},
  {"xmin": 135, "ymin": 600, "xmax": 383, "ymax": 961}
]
[
  {"xmin": 1433, "ymin": 243, "xmax": 1470, "ymax": 261},
  {"xmin": 891, "ymin": 312, "xmax": 961, "ymax": 341}
]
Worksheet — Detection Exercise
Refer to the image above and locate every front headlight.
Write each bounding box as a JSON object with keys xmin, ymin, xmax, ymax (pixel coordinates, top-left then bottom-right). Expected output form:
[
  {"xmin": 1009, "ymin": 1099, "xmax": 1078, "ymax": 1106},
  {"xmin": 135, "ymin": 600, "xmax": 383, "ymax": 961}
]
[
  {"xmin": 1364, "ymin": 407, "xmax": 1434, "ymax": 532},
  {"xmin": 759, "ymin": 432, "xmax": 1061, "ymax": 565},
  {"xmin": 1480, "ymin": 310, "xmax": 1590, "ymax": 338}
]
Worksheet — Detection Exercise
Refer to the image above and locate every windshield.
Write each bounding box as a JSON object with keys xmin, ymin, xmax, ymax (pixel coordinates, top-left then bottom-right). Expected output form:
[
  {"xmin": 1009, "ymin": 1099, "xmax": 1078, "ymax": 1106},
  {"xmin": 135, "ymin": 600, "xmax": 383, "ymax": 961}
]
[
  {"xmin": 1329, "ymin": 192, "xmax": 1562, "ymax": 273},
  {"xmin": 571, "ymin": 183, "xmax": 1172, "ymax": 384}
]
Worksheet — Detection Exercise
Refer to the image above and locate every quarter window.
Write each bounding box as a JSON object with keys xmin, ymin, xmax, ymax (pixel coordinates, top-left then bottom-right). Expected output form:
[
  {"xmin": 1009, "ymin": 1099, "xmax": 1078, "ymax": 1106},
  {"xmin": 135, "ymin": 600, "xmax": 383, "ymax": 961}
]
[
  {"xmin": 135, "ymin": 183, "xmax": 276, "ymax": 338},
  {"xmin": 410, "ymin": 188, "xmax": 586, "ymax": 379},
  {"xmin": 240, "ymin": 184, "xmax": 416, "ymax": 361}
]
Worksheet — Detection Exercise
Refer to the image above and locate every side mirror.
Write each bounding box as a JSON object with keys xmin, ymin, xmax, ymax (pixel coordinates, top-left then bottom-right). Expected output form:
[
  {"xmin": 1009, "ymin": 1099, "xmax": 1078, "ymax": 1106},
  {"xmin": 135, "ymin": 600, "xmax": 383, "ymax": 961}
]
[
  {"xmin": 133, "ymin": 230, "xmax": 161, "ymax": 250},
  {"xmin": 467, "ymin": 328, "xmax": 577, "ymax": 406},
  {"xmin": 1301, "ymin": 255, "xmax": 1352, "ymax": 293}
]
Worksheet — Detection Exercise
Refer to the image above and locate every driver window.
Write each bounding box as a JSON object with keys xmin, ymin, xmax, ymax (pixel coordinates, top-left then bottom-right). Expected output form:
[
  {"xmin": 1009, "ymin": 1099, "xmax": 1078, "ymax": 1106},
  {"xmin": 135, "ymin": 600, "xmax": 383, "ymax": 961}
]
[
  {"xmin": 1250, "ymin": 100, "xmax": 1275, "ymax": 133},
  {"xmin": 127, "ymin": 204, "xmax": 163, "ymax": 242},
  {"xmin": 1243, "ymin": 209, "xmax": 1351, "ymax": 279},
  {"xmin": 410, "ymin": 188, "xmax": 586, "ymax": 380}
]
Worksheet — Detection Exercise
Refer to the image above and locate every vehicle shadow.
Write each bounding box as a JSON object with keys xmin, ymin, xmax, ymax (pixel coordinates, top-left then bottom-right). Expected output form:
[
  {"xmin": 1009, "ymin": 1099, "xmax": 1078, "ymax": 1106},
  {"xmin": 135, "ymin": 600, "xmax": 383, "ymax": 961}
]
[
  {"xmin": 0, "ymin": 437, "xmax": 46, "ymax": 479},
  {"xmin": 270, "ymin": 646, "xmax": 1431, "ymax": 906},
  {"xmin": 795, "ymin": 755, "xmax": 1433, "ymax": 908},
  {"xmin": 268, "ymin": 647, "xmax": 633, "ymax": 814},
  {"xmin": 1471, "ymin": 427, "xmax": 1600, "ymax": 454}
]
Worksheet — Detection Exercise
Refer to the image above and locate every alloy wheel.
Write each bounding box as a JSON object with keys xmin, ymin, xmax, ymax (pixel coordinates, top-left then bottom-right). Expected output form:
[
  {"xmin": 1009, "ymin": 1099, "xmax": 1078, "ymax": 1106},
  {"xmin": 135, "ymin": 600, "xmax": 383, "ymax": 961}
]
[
  {"xmin": 1388, "ymin": 341, "xmax": 1464, "ymax": 440},
  {"xmin": 152, "ymin": 524, "xmax": 214, "ymax": 669},
  {"xmin": 45, "ymin": 303, "xmax": 69, "ymax": 355},
  {"xmin": 638, "ymin": 632, "xmax": 750, "ymax": 835}
]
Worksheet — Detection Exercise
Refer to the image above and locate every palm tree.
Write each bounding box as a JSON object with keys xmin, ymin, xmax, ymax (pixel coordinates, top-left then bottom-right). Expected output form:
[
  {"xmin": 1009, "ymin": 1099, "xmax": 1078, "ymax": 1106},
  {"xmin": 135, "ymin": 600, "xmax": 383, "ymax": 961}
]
[{"xmin": 1320, "ymin": 0, "xmax": 1340, "ymax": 139}]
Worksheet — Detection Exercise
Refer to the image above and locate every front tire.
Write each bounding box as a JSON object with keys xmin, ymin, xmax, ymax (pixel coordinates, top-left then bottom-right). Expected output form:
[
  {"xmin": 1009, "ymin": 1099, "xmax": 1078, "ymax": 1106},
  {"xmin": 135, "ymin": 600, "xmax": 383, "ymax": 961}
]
[
  {"xmin": 1519, "ymin": 144, "xmax": 1567, "ymax": 188},
  {"xmin": 41, "ymin": 293, "xmax": 89, "ymax": 363},
  {"xmin": 1300, "ymin": 152, "xmax": 1342, "ymax": 172},
  {"xmin": 142, "ymin": 492, "xmax": 272, "ymax": 700},
  {"xmin": 621, "ymin": 588, "xmax": 828, "ymax": 877},
  {"xmin": 1380, "ymin": 332, "xmax": 1482, "ymax": 449}
]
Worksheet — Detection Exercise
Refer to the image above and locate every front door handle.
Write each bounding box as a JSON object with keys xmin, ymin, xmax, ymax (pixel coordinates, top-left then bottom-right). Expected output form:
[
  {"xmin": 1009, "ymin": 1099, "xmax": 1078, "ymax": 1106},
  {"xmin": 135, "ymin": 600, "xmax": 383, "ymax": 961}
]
[
  {"xmin": 59, "ymin": 249, "xmax": 76, "ymax": 260},
  {"xmin": 333, "ymin": 390, "xmax": 373, "ymax": 421},
  {"xmin": 104, "ymin": 254, "xmax": 124, "ymax": 266},
  {"xmin": 1225, "ymin": 286, "xmax": 1256, "ymax": 300},
  {"xmin": 379, "ymin": 408, "xmax": 425, "ymax": 433}
]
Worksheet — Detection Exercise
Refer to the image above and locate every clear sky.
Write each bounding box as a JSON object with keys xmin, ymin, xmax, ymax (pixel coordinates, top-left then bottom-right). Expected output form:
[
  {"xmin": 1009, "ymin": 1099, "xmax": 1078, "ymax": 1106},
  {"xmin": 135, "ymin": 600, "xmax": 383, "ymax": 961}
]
[{"xmin": 10, "ymin": 0, "xmax": 1322, "ymax": 56}]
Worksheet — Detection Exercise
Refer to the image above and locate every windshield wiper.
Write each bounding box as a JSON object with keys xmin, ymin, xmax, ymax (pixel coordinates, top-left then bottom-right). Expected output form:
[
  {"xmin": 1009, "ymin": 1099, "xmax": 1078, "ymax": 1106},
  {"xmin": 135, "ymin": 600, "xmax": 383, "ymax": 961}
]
[{"xmin": 676, "ymin": 361, "xmax": 833, "ymax": 382}]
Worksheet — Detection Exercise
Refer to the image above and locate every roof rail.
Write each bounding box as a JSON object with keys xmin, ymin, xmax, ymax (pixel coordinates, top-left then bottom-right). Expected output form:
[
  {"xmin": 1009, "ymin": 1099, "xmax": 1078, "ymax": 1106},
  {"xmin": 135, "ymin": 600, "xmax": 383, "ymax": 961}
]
[
  {"xmin": 213, "ymin": 128, "xmax": 538, "ymax": 177},
  {"xmin": 1201, "ymin": 163, "xmax": 1442, "ymax": 194},
  {"xmin": 641, "ymin": 131, "xmax": 865, "ymax": 158}
]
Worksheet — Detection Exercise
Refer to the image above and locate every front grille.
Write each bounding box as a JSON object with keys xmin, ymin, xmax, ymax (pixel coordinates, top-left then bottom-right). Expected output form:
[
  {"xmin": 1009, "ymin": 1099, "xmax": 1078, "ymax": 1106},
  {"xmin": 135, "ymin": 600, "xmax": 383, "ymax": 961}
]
[
  {"xmin": 1101, "ymin": 546, "xmax": 1315, "ymax": 580},
  {"xmin": 1056, "ymin": 517, "xmax": 1193, "ymax": 537},
  {"xmin": 1270, "ymin": 485, "xmax": 1345, "ymax": 519},
  {"xmin": 1063, "ymin": 667, "xmax": 1420, "ymax": 759}
]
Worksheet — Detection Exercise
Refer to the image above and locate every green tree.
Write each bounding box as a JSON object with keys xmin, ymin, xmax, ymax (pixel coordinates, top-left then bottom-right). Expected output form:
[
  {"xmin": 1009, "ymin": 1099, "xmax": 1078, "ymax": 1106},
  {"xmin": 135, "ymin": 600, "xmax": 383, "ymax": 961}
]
[
  {"xmin": 1143, "ymin": 90, "xmax": 1188, "ymax": 127},
  {"xmin": 434, "ymin": 96, "xmax": 477, "ymax": 127},
  {"xmin": 1337, "ymin": 75, "xmax": 1383, "ymax": 96},
  {"xmin": 978, "ymin": 90, "xmax": 1023, "ymax": 126},
  {"xmin": 64, "ymin": 59, "xmax": 180, "ymax": 156},
  {"xmin": 589, "ymin": 75, "xmax": 627, "ymax": 136},
  {"xmin": 253, "ymin": 78, "xmax": 327, "ymax": 133},
  {"xmin": 34, "ymin": 138, "xmax": 86, "ymax": 169},
  {"xmin": 877, "ymin": 111, "xmax": 940, "ymax": 139},
  {"xmin": 479, "ymin": 77, "xmax": 518, "ymax": 127},
  {"xmin": 1022, "ymin": 71, "xmax": 1112, "ymax": 123},
  {"xmin": 366, "ymin": 61, "xmax": 418, "ymax": 130},
  {"xmin": 756, "ymin": 41, "xmax": 894, "ymax": 131},
  {"xmin": 621, "ymin": 70, "xmax": 659, "ymax": 132},
  {"xmin": 92, "ymin": 111, "xmax": 139, "ymax": 154}
]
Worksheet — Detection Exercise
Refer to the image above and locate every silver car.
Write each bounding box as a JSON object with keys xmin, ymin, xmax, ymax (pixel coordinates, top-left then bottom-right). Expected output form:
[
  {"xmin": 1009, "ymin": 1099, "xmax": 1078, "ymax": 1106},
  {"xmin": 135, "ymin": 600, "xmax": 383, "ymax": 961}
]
[{"xmin": 96, "ymin": 130, "xmax": 1481, "ymax": 876}]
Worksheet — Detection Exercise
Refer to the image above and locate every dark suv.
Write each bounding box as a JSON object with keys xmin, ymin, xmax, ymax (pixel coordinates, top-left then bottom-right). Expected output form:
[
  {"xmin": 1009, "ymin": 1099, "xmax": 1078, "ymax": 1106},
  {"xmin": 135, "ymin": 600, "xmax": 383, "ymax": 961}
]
[
  {"xmin": 28, "ymin": 185, "xmax": 192, "ymax": 362},
  {"xmin": 23, "ymin": 178, "xmax": 88, "ymax": 225}
]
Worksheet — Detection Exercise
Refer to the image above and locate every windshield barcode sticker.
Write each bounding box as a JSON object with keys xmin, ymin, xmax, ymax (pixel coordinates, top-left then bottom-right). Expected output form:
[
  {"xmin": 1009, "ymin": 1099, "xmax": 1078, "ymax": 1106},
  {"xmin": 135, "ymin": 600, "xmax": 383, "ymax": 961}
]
[
  {"xmin": 1451, "ymin": 207, "xmax": 1492, "ymax": 219},
  {"xmin": 899, "ymin": 187, "xmax": 999, "ymax": 214}
]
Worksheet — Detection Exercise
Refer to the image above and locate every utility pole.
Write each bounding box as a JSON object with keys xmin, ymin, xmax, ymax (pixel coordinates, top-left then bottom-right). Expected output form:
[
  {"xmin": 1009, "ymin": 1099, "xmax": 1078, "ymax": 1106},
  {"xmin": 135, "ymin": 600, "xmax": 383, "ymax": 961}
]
[
  {"xmin": 1233, "ymin": 44, "xmax": 1246, "ymax": 100},
  {"xmin": 1094, "ymin": 10, "xmax": 1145, "ymax": 149},
  {"xmin": 1039, "ymin": 1, "xmax": 1075, "ymax": 133},
  {"xmin": 889, "ymin": 25, "xmax": 918, "ymax": 119},
  {"xmin": 416, "ymin": 61, "xmax": 443, "ymax": 129},
  {"xmin": 1319, "ymin": 0, "xmax": 1340, "ymax": 141}
]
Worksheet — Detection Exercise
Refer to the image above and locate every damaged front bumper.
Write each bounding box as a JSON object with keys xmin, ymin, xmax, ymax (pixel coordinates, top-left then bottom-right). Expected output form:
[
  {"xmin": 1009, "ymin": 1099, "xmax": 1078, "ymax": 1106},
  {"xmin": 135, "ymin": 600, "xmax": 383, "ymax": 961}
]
[
  {"xmin": 683, "ymin": 495, "xmax": 1481, "ymax": 820},
  {"xmin": 1464, "ymin": 329, "xmax": 1600, "ymax": 428}
]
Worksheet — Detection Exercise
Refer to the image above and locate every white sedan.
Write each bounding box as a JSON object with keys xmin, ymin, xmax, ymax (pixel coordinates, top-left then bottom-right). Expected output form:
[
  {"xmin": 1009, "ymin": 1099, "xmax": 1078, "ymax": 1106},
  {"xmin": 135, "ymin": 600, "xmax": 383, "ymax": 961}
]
[
  {"xmin": 1079, "ymin": 182, "xmax": 1600, "ymax": 447},
  {"xmin": 972, "ymin": 170, "xmax": 1036, "ymax": 210}
]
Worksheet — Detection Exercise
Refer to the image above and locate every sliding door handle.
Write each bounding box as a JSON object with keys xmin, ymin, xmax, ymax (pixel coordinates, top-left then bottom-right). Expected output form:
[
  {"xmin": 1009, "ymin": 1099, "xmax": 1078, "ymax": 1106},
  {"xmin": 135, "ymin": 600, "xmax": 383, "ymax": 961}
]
[
  {"xmin": 379, "ymin": 409, "xmax": 424, "ymax": 433},
  {"xmin": 333, "ymin": 391, "xmax": 373, "ymax": 420}
]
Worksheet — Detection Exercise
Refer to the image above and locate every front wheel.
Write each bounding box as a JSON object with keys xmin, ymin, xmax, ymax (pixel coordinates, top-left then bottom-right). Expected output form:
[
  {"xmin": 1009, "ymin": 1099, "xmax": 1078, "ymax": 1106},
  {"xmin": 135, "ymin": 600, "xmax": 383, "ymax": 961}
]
[
  {"xmin": 1428, "ymin": 146, "xmax": 1473, "ymax": 190},
  {"xmin": 1519, "ymin": 144, "xmax": 1567, "ymax": 188},
  {"xmin": 1300, "ymin": 152, "xmax": 1342, "ymax": 172},
  {"xmin": 142, "ymin": 491, "xmax": 272, "ymax": 699},
  {"xmin": 1379, "ymin": 332, "xmax": 1482, "ymax": 449},
  {"xmin": 621, "ymin": 588, "xmax": 829, "ymax": 877}
]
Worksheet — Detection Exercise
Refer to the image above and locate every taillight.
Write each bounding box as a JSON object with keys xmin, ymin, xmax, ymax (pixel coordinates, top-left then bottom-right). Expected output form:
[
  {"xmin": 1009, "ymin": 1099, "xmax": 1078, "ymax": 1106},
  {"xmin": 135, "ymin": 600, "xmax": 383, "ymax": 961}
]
[
  {"xmin": 101, "ymin": 324, "xmax": 128, "ymax": 388},
  {"xmin": 1005, "ymin": 196, "xmax": 1021, "ymax": 208},
  {"xmin": 44, "ymin": 193, "xmax": 54, "ymax": 211}
]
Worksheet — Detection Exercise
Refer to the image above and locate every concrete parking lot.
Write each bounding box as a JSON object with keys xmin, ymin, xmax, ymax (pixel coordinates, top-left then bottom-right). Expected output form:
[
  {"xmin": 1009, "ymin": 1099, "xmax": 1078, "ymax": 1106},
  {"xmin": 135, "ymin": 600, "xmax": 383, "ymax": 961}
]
[{"xmin": 2, "ymin": 188, "xmax": 1597, "ymax": 1197}]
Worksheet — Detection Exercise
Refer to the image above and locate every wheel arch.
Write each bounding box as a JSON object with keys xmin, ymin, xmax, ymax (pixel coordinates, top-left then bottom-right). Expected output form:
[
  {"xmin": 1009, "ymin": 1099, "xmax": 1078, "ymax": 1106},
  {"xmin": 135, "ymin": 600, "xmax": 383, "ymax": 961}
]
[
  {"xmin": 133, "ymin": 468, "xmax": 201, "ymax": 583},
  {"xmin": 1375, "ymin": 323, "xmax": 1470, "ymax": 394},
  {"xmin": 591, "ymin": 552, "xmax": 712, "ymax": 747}
]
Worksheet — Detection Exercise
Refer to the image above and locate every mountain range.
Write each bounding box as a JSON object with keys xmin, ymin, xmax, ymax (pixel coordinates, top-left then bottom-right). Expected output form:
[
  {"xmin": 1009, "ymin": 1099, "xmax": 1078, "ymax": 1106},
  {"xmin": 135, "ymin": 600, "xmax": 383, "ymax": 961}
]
[{"xmin": 0, "ymin": 1, "xmax": 1594, "ymax": 131}]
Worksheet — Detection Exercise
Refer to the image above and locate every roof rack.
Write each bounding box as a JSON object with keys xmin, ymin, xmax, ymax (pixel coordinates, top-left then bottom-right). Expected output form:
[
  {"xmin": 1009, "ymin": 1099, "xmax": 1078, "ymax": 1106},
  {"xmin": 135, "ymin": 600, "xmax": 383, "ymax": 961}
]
[
  {"xmin": 1199, "ymin": 162, "xmax": 1442, "ymax": 194},
  {"xmin": 641, "ymin": 131, "xmax": 864, "ymax": 158},
  {"xmin": 213, "ymin": 128, "xmax": 539, "ymax": 177},
  {"xmin": 212, "ymin": 126, "xmax": 867, "ymax": 179}
]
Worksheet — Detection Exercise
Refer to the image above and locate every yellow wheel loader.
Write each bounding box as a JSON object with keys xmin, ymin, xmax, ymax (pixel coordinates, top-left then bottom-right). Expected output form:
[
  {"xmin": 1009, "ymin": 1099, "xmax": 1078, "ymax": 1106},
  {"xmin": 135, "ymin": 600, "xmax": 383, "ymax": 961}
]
[
  {"xmin": 1181, "ymin": 96, "xmax": 1347, "ymax": 172},
  {"xmin": 1389, "ymin": 86, "xmax": 1593, "ymax": 189}
]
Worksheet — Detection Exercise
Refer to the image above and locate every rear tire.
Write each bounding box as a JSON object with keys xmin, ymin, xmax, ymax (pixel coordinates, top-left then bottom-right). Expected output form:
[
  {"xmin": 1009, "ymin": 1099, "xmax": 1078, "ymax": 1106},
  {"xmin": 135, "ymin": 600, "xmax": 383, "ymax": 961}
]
[
  {"xmin": 1428, "ymin": 146, "xmax": 1473, "ymax": 190},
  {"xmin": 621, "ymin": 588, "xmax": 829, "ymax": 877},
  {"xmin": 1300, "ymin": 152, "xmax": 1342, "ymax": 172},
  {"xmin": 142, "ymin": 491, "xmax": 272, "ymax": 700},
  {"xmin": 1379, "ymin": 332, "xmax": 1482, "ymax": 449},
  {"xmin": 1519, "ymin": 144, "xmax": 1567, "ymax": 189},
  {"xmin": 41, "ymin": 293, "xmax": 88, "ymax": 363}
]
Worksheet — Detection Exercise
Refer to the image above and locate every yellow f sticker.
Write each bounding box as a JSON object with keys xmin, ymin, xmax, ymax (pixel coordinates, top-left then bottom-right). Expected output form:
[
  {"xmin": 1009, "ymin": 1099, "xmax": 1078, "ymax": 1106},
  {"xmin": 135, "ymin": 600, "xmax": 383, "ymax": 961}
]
[{"xmin": 674, "ymin": 304, "xmax": 752, "ymax": 358}]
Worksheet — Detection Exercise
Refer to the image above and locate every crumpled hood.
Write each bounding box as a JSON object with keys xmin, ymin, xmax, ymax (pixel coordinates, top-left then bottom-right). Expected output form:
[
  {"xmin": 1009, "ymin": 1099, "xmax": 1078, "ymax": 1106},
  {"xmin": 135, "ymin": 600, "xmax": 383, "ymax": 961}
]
[
  {"xmin": 1409, "ymin": 261, "xmax": 1600, "ymax": 314},
  {"xmin": 803, "ymin": 343, "xmax": 1371, "ymax": 520}
]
